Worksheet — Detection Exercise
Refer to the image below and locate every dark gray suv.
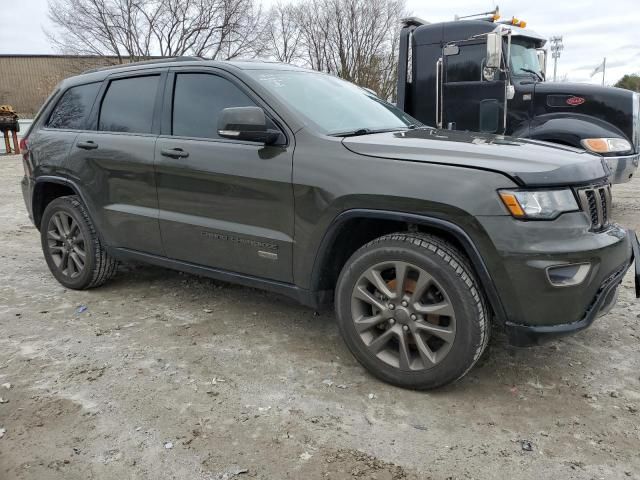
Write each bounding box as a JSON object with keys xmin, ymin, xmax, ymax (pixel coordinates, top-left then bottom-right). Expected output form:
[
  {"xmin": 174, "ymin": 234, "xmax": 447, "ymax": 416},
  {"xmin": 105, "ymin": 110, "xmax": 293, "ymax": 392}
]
[{"xmin": 20, "ymin": 58, "xmax": 640, "ymax": 389}]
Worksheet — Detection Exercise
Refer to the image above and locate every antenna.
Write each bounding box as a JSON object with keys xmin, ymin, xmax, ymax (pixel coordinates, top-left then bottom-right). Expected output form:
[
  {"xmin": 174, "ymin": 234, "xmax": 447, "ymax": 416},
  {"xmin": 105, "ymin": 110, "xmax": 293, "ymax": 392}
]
[{"xmin": 455, "ymin": 6, "xmax": 500, "ymax": 21}]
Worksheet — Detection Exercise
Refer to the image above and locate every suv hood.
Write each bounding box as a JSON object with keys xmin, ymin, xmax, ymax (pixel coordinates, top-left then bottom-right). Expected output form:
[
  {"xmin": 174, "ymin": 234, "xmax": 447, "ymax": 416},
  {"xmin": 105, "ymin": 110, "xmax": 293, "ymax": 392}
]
[{"xmin": 342, "ymin": 128, "xmax": 609, "ymax": 186}]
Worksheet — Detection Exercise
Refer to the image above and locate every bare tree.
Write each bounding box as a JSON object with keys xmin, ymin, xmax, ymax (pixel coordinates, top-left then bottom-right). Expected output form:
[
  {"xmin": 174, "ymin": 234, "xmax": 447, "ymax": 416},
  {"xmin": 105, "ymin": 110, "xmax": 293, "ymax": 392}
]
[
  {"xmin": 47, "ymin": 0, "xmax": 268, "ymax": 62},
  {"xmin": 324, "ymin": 0, "xmax": 406, "ymax": 99},
  {"xmin": 265, "ymin": 2, "xmax": 302, "ymax": 64},
  {"xmin": 268, "ymin": 0, "xmax": 407, "ymax": 100}
]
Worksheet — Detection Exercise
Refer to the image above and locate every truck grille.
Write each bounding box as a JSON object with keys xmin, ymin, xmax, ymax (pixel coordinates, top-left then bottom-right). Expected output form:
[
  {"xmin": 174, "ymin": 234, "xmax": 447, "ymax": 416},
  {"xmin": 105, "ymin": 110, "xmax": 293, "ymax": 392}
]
[{"xmin": 576, "ymin": 184, "xmax": 611, "ymax": 231}]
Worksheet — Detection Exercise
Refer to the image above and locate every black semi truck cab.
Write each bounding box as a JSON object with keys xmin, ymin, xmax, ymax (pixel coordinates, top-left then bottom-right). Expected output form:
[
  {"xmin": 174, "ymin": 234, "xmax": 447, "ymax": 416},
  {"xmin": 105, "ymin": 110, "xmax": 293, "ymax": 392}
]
[{"xmin": 396, "ymin": 15, "xmax": 640, "ymax": 183}]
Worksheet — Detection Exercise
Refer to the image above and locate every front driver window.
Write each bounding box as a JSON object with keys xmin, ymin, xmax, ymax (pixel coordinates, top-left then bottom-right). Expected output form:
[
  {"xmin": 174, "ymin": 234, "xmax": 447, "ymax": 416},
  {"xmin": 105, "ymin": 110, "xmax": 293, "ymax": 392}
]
[{"xmin": 172, "ymin": 73, "xmax": 261, "ymax": 140}]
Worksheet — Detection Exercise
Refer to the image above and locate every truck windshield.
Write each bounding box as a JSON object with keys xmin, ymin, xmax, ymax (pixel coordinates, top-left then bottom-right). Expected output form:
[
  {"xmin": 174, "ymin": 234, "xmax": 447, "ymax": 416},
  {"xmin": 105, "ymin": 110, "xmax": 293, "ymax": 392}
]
[
  {"xmin": 248, "ymin": 70, "xmax": 419, "ymax": 136},
  {"xmin": 509, "ymin": 39, "xmax": 543, "ymax": 79}
]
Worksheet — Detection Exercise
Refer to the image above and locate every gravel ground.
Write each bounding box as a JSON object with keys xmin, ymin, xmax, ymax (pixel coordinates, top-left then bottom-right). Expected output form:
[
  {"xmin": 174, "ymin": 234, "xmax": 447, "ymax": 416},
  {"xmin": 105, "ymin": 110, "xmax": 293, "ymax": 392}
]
[{"xmin": 0, "ymin": 154, "xmax": 639, "ymax": 480}]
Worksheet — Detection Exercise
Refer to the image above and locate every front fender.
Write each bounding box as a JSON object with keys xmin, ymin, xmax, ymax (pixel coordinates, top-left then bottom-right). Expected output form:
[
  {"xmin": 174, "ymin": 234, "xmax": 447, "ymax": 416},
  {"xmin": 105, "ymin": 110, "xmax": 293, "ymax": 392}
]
[
  {"xmin": 525, "ymin": 112, "xmax": 629, "ymax": 149},
  {"xmin": 308, "ymin": 209, "xmax": 509, "ymax": 325}
]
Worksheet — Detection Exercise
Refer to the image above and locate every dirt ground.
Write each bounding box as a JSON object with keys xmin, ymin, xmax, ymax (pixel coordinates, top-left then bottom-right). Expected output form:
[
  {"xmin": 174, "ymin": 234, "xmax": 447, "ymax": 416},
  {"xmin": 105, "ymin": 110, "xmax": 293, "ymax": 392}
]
[{"xmin": 0, "ymin": 154, "xmax": 639, "ymax": 480}]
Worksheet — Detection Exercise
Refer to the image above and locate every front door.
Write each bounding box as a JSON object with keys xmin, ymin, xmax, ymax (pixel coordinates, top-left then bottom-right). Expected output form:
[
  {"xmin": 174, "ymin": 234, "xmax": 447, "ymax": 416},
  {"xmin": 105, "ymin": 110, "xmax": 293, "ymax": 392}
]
[
  {"xmin": 442, "ymin": 42, "xmax": 506, "ymax": 134},
  {"xmin": 154, "ymin": 69, "xmax": 295, "ymax": 283}
]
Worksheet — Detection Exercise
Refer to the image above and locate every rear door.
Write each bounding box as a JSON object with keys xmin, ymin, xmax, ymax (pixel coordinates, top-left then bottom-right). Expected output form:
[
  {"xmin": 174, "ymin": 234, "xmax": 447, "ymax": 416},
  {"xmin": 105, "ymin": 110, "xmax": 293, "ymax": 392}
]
[
  {"xmin": 154, "ymin": 68, "xmax": 295, "ymax": 282},
  {"xmin": 28, "ymin": 82, "xmax": 102, "ymax": 201},
  {"xmin": 66, "ymin": 70, "xmax": 165, "ymax": 255},
  {"xmin": 442, "ymin": 41, "xmax": 505, "ymax": 133}
]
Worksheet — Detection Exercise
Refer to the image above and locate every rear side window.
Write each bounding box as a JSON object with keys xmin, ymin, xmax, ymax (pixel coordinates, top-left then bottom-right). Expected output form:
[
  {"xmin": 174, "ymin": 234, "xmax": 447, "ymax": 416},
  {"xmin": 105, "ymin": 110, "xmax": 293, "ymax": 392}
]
[
  {"xmin": 172, "ymin": 73, "xmax": 257, "ymax": 139},
  {"xmin": 46, "ymin": 83, "xmax": 100, "ymax": 130},
  {"xmin": 99, "ymin": 76, "xmax": 159, "ymax": 134}
]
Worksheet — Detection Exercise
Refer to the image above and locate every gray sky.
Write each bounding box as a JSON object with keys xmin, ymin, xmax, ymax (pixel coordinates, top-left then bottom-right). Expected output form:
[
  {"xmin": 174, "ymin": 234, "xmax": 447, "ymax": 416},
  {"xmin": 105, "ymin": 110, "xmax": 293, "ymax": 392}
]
[{"xmin": 2, "ymin": 0, "xmax": 639, "ymax": 84}]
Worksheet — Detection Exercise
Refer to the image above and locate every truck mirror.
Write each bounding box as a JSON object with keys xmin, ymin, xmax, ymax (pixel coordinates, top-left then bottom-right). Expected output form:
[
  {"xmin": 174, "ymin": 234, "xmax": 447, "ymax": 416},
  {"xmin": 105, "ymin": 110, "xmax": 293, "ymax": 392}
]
[
  {"xmin": 485, "ymin": 32, "xmax": 502, "ymax": 69},
  {"xmin": 536, "ymin": 49, "xmax": 547, "ymax": 77}
]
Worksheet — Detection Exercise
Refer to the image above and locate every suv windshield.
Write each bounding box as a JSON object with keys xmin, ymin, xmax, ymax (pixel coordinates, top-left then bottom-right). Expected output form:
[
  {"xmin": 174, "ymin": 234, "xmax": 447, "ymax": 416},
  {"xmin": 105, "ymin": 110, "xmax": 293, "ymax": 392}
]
[
  {"xmin": 509, "ymin": 38, "xmax": 544, "ymax": 79},
  {"xmin": 248, "ymin": 70, "xmax": 419, "ymax": 135}
]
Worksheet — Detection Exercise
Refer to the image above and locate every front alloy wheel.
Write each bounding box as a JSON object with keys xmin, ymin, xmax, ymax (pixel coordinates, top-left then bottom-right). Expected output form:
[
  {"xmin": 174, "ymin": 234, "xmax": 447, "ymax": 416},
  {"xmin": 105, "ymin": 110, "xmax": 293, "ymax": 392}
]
[
  {"xmin": 335, "ymin": 233, "xmax": 490, "ymax": 390},
  {"xmin": 352, "ymin": 260, "xmax": 456, "ymax": 371}
]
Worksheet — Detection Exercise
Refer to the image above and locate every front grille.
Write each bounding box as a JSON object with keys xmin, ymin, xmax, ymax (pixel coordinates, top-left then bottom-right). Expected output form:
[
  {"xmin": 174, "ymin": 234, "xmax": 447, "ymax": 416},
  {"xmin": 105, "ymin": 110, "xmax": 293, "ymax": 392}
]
[{"xmin": 576, "ymin": 184, "xmax": 611, "ymax": 231}]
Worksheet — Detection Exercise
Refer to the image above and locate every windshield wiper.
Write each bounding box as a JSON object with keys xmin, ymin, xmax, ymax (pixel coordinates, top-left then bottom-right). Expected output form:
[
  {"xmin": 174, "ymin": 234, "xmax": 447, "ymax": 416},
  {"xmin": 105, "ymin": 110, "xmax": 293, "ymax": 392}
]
[
  {"xmin": 330, "ymin": 127, "xmax": 412, "ymax": 137},
  {"xmin": 331, "ymin": 128, "xmax": 372, "ymax": 137},
  {"xmin": 519, "ymin": 68, "xmax": 543, "ymax": 82}
]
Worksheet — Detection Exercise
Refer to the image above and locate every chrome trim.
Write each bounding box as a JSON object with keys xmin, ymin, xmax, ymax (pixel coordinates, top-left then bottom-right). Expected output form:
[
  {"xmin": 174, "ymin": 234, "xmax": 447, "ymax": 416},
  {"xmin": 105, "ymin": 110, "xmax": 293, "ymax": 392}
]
[
  {"xmin": 576, "ymin": 184, "xmax": 611, "ymax": 231},
  {"xmin": 493, "ymin": 24, "xmax": 547, "ymax": 44},
  {"xmin": 605, "ymin": 153, "xmax": 639, "ymax": 184},
  {"xmin": 435, "ymin": 57, "xmax": 443, "ymax": 128},
  {"xmin": 546, "ymin": 263, "xmax": 591, "ymax": 287},
  {"xmin": 218, "ymin": 130, "xmax": 240, "ymax": 137},
  {"xmin": 503, "ymin": 32, "xmax": 511, "ymax": 134},
  {"xmin": 632, "ymin": 92, "xmax": 639, "ymax": 152}
]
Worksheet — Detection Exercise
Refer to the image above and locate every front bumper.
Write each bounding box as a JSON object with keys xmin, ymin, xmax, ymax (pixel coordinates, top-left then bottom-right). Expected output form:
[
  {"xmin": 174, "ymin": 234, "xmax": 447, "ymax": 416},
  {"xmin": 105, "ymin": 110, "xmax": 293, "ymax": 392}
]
[
  {"xmin": 476, "ymin": 213, "xmax": 637, "ymax": 347},
  {"xmin": 605, "ymin": 153, "xmax": 639, "ymax": 184},
  {"xmin": 504, "ymin": 230, "xmax": 640, "ymax": 346}
]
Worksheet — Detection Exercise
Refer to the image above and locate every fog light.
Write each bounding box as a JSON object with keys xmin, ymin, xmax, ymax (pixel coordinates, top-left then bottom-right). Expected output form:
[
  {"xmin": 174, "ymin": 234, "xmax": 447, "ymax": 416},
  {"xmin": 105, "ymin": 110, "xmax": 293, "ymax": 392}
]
[{"xmin": 546, "ymin": 263, "xmax": 591, "ymax": 287}]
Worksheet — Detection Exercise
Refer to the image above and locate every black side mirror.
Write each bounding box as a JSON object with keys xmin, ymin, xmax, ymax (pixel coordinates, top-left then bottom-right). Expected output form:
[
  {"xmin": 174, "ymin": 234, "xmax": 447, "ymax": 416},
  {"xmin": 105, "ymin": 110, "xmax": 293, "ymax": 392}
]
[{"xmin": 217, "ymin": 107, "xmax": 281, "ymax": 145}]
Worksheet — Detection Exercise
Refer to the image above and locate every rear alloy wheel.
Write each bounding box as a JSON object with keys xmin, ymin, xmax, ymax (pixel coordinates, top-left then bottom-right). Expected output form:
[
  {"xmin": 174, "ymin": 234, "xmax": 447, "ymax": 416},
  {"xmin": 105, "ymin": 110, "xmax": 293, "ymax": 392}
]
[
  {"xmin": 46, "ymin": 211, "xmax": 87, "ymax": 280},
  {"xmin": 335, "ymin": 233, "xmax": 490, "ymax": 390},
  {"xmin": 41, "ymin": 195, "xmax": 117, "ymax": 289}
]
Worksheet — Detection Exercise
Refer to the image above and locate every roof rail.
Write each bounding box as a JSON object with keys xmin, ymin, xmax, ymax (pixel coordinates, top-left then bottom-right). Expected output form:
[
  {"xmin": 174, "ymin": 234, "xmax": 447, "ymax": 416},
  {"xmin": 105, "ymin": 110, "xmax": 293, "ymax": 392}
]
[
  {"xmin": 82, "ymin": 56, "xmax": 203, "ymax": 74},
  {"xmin": 401, "ymin": 17, "xmax": 430, "ymax": 28}
]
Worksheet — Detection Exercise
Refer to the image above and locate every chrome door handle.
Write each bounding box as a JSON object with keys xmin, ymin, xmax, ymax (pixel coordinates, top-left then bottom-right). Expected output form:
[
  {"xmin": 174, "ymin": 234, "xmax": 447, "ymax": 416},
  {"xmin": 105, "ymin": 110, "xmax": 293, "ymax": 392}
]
[
  {"xmin": 77, "ymin": 141, "xmax": 98, "ymax": 150},
  {"xmin": 160, "ymin": 148, "xmax": 189, "ymax": 159}
]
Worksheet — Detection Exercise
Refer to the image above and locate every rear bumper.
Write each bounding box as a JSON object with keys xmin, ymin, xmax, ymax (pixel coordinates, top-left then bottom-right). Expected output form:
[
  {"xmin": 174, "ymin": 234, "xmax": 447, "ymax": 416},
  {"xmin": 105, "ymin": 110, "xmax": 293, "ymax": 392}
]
[
  {"xmin": 605, "ymin": 153, "xmax": 639, "ymax": 184},
  {"xmin": 505, "ymin": 230, "xmax": 640, "ymax": 346},
  {"xmin": 21, "ymin": 175, "xmax": 34, "ymax": 223}
]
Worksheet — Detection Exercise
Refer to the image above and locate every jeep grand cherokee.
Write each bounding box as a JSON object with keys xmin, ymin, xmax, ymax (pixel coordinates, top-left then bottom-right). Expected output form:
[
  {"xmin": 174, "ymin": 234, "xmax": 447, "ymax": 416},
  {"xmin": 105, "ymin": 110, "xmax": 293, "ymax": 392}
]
[{"xmin": 20, "ymin": 58, "xmax": 640, "ymax": 389}]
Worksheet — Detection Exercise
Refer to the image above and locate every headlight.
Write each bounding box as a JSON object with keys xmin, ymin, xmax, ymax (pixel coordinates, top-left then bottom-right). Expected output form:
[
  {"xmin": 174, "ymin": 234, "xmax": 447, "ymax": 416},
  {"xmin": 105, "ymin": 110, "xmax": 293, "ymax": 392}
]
[
  {"xmin": 581, "ymin": 137, "xmax": 632, "ymax": 154},
  {"xmin": 498, "ymin": 189, "xmax": 578, "ymax": 219}
]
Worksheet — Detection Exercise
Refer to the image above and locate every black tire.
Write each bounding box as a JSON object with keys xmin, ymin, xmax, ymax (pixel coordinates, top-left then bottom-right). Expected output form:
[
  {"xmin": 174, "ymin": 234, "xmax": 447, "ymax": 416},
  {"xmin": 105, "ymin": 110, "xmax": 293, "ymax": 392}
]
[
  {"xmin": 335, "ymin": 232, "xmax": 490, "ymax": 390},
  {"xmin": 40, "ymin": 195, "xmax": 117, "ymax": 289}
]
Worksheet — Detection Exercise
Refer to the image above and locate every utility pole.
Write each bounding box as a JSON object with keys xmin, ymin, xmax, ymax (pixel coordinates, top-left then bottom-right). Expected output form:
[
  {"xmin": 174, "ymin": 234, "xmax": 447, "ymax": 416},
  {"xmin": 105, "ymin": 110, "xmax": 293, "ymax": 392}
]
[
  {"xmin": 602, "ymin": 57, "xmax": 606, "ymax": 86},
  {"xmin": 549, "ymin": 36, "xmax": 564, "ymax": 82}
]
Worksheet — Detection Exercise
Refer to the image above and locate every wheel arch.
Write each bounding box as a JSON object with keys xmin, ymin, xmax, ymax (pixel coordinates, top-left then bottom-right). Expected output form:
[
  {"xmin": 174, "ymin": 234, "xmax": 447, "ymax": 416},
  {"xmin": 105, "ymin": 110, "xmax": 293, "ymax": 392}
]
[
  {"xmin": 309, "ymin": 209, "xmax": 507, "ymax": 324},
  {"xmin": 33, "ymin": 176, "xmax": 92, "ymax": 230}
]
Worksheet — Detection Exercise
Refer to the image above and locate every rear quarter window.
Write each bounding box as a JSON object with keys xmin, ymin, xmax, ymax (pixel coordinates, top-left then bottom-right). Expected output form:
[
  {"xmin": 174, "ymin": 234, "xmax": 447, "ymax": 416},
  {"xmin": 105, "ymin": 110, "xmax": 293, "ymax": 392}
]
[{"xmin": 46, "ymin": 83, "xmax": 101, "ymax": 130}]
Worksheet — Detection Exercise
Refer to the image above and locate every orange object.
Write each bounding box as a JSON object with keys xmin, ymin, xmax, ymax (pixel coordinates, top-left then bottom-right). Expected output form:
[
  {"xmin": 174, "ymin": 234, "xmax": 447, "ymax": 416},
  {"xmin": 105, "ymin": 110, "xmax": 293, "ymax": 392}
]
[
  {"xmin": 3, "ymin": 131, "xmax": 10, "ymax": 154},
  {"xmin": 582, "ymin": 138, "xmax": 609, "ymax": 153},
  {"xmin": 499, "ymin": 192, "xmax": 526, "ymax": 217},
  {"xmin": 11, "ymin": 130, "xmax": 20, "ymax": 154}
]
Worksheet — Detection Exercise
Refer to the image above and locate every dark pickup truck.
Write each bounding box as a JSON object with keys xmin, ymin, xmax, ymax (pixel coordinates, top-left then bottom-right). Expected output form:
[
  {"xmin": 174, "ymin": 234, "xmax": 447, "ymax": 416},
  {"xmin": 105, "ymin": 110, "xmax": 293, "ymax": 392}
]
[{"xmin": 20, "ymin": 58, "xmax": 640, "ymax": 389}]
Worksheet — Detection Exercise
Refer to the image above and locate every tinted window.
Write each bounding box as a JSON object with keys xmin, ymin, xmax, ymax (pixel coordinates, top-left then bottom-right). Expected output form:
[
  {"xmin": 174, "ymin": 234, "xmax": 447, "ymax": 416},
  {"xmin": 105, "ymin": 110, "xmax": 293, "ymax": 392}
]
[
  {"xmin": 47, "ymin": 83, "xmax": 100, "ymax": 129},
  {"xmin": 99, "ymin": 76, "xmax": 159, "ymax": 133},
  {"xmin": 172, "ymin": 74, "xmax": 257, "ymax": 139},
  {"xmin": 446, "ymin": 44, "xmax": 485, "ymax": 82}
]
